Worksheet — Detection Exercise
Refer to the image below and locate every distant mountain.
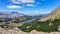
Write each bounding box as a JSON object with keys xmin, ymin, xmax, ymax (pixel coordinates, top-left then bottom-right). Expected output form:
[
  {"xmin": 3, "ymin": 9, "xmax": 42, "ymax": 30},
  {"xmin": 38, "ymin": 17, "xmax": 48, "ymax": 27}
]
[
  {"xmin": 25, "ymin": 14, "xmax": 46, "ymax": 19},
  {"xmin": 0, "ymin": 12, "xmax": 45, "ymax": 23},
  {"xmin": 0, "ymin": 12, "xmax": 24, "ymax": 18},
  {"xmin": 39, "ymin": 6, "xmax": 60, "ymax": 21},
  {"xmin": 0, "ymin": 12, "xmax": 45, "ymax": 19}
]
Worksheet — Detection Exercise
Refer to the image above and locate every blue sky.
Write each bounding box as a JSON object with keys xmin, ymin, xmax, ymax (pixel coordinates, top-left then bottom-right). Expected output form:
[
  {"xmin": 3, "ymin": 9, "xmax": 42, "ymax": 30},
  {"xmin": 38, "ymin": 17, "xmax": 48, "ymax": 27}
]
[{"xmin": 0, "ymin": 0, "xmax": 60, "ymax": 15}]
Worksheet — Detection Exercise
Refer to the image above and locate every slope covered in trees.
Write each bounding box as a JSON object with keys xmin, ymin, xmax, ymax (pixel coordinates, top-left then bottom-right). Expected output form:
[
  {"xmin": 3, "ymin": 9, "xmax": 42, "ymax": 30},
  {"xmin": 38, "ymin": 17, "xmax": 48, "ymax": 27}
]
[{"xmin": 19, "ymin": 18, "xmax": 60, "ymax": 32}]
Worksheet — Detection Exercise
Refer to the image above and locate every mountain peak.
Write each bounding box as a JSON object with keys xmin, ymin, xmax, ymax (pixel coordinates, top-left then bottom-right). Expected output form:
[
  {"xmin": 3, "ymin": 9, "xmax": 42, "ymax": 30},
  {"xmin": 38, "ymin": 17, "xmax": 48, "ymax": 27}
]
[
  {"xmin": 57, "ymin": 6, "xmax": 60, "ymax": 8},
  {"xmin": 52, "ymin": 6, "xmax": 60, "ymax": 13},
  {"xmin": 56, "ymin": 6, "xmax": 60, "ymax": 11},
  {"xmin": 39, "ymin": 6, "xmax": 60, "ymax": 21}
]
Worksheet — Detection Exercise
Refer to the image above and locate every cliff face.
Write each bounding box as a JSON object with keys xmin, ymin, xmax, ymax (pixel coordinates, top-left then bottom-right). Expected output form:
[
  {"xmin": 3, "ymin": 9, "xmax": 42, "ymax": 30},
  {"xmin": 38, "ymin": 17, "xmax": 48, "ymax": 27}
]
[{"xmin": 39, "ymin": 6, "xmax": 60, "ymax": 21}]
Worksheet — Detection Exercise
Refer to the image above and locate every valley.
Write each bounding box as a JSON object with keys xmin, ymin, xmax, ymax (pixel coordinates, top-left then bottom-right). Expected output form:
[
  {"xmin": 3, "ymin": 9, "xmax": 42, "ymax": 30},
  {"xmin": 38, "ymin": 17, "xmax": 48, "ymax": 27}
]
[
  {"xmin": 0, "ymin": 7, "xmax": 60, "ymax": 33},
  {"xmin": 19, "ymin": 6, "xmax": 60, "ymax": 32}
]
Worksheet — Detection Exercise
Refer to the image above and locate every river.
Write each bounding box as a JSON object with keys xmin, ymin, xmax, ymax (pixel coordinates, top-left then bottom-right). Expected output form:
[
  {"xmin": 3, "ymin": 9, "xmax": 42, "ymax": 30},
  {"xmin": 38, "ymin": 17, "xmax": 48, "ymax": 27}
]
[{"xmin": 20, "ymin": 19, "xmax": 37, "ymax": 24}]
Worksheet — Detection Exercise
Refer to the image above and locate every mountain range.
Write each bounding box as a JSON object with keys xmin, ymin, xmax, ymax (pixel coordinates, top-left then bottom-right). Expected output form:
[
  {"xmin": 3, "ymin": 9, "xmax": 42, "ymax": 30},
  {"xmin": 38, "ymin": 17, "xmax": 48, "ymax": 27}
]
[
  {"xmin": 0, "ymin": 12, "xmax": 45, "ymax": 19},
  {"xmin": 0, "ymin": 12, "xmax": 25, "ymax": 18}
]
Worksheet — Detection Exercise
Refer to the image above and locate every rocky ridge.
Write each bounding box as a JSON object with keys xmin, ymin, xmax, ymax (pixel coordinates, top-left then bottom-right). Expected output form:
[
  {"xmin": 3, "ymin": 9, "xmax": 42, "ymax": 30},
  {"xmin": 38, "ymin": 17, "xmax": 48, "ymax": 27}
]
[{"xmin": 39, "ymin": 6, "xmax": 60, "ymax": 21}]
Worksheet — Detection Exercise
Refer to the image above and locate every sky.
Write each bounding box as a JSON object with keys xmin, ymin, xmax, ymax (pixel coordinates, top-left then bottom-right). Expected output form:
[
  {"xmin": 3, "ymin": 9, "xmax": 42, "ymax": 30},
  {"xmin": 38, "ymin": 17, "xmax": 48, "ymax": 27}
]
[{"xmin": 0, "ymin": 0, "xmax": 60, "ymax": 15}]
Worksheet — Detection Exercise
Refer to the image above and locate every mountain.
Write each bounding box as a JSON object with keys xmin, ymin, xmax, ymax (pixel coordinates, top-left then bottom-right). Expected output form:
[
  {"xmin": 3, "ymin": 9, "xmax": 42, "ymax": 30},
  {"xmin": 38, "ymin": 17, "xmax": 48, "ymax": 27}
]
[
  {"xmin": 24, "ymin": 14, "xmax": 46, "ymax": 19},
  {"xmin": 0, "ymin": 12, "xmax": 45, "ymax": 22},
  {"xmin": 39, "ymin": 6, "xmax": 60, "ymax": 21},
  {"xmin": 0, "ymin": 12, "xmax": 24, "ymax": 18},
  {"xmin": 0, "ymin": 12, "xmax": 45, "ymax": 19}
]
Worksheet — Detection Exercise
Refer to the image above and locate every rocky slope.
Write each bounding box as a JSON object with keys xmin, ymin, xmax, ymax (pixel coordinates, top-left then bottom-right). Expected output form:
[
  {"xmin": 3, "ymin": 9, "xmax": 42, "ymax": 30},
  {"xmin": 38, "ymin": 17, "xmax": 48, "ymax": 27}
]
[
  {"xmin": 0, "ymin": 27, "xmax": 60, "ymax": 34},
  {"xmin": 39, "ymin": 6, "xmax": 60, "ymax": 21}
]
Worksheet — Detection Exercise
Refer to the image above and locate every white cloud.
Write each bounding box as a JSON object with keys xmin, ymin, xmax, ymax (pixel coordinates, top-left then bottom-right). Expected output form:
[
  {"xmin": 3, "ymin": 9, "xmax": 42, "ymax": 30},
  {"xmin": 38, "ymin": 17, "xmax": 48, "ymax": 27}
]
[
  {"xmin": 26, "ymin": 4, "xmax": 36, "ymax": 7},
  {"xmin": 11, "ymin": 0, "xmax": 35, "ymax": 4},
  {"xmin": 26, "ymin": 4, "xmax": 33, "ymax": 6},
  {"xmin": 11, "ymin": 0, "xmax": 21, "ymax": 4},
  {"xmin": 10, "ymin": 0, "xmax": 42, "ymax": 7},
  {"xmin": 21, "ymin": 0, "xmax": 35, "ymax": 3},
  {"xmin": 6, "ymin": 5, "xmax": 22, "ymax": 9}
]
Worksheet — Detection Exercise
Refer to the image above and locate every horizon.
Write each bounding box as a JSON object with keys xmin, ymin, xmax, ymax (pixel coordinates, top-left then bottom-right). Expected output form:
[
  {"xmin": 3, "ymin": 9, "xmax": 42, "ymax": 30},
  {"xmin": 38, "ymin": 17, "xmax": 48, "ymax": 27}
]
[{"xmin": 0, "ymin": 0, "xmax": 60, "ymax": 15}]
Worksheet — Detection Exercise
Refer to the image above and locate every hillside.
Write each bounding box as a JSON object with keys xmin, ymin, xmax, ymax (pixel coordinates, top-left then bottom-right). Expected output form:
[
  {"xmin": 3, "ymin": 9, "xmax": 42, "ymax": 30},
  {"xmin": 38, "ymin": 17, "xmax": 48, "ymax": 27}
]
[
  {"xmin": 39, "ymin": 6, "xmax": 60, "ymax": 21},
  {"xmin": 20, "ymin": 19, "xmax": 60, "ymax": 32},
  {"xmin": 0, "ymin": 27, "xmax": 60, "ymax": 34}
]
